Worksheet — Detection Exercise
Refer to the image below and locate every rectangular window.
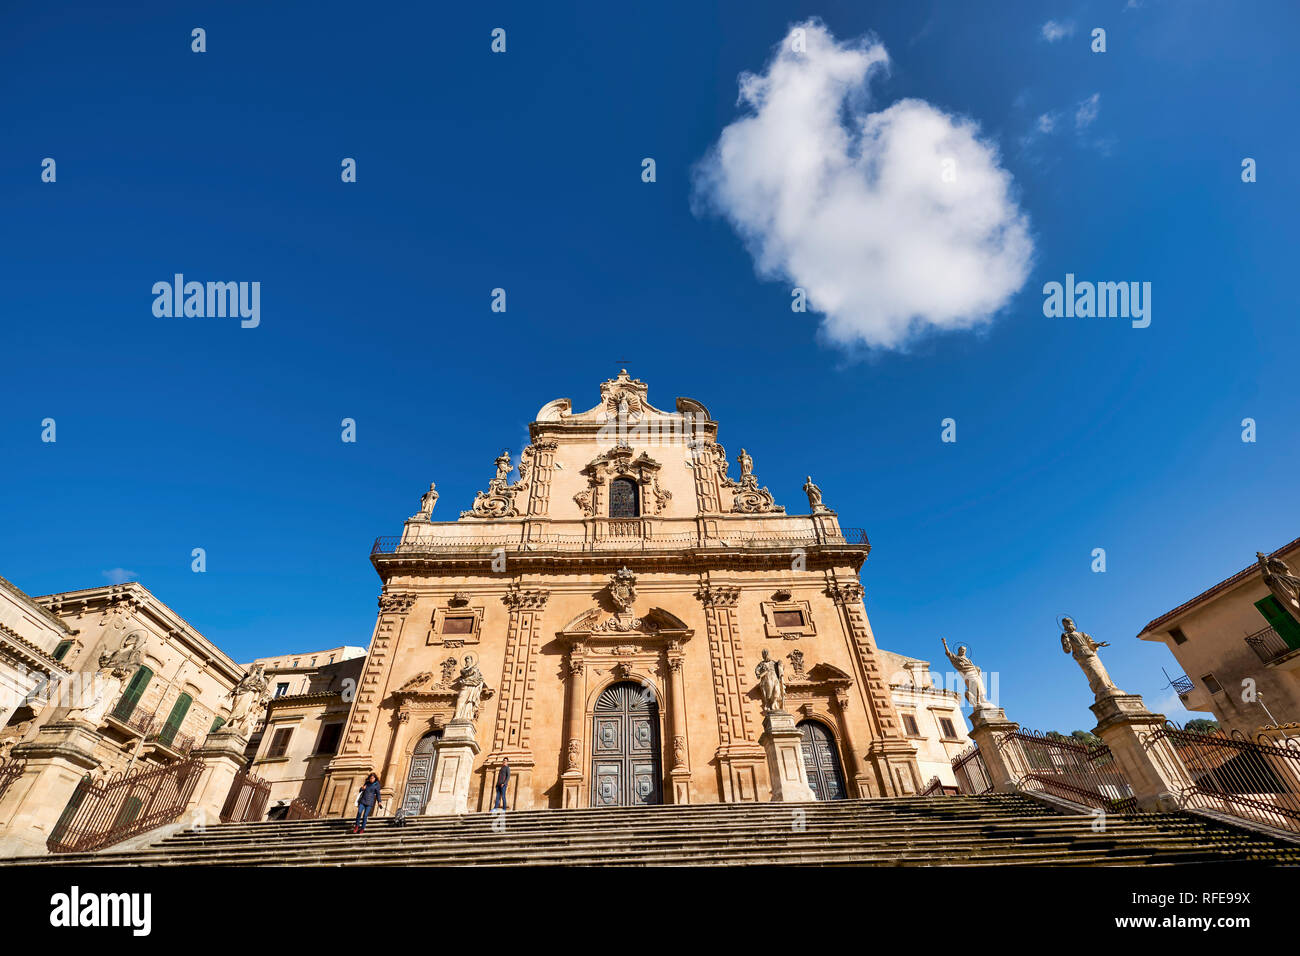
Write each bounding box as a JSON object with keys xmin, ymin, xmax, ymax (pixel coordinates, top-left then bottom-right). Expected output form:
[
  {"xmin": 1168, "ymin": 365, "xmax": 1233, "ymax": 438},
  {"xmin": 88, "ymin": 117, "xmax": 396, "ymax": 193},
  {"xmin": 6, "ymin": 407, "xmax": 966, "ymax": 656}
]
[
  {"xmin": 316, "ymin": 722, "xmax": 344, "ymax": 755},
  {"xmin": 1201, "ymin": 673, "xmax": 1223, "ymax": 695},
  {"xmin": 1255, "ymin": 596, "xmax": 1300, "ymax": 650},
  {"xmin": 52, "ymin": 640, "xmax": 73, "ymax": 662},
  {"xmin": 267, "ymin": 727, "xmax": 293, "ymax": 758},
  {"xmin": 772, "ymin": 610, "xmax": 805, "ymax": 629},
  {"xmin": 939, "ymin": 717, "xmax": 957, "ymax": 738},
  {"xmin": 274, "ymin": 682, "xmax": 290, "ymax": 698},
  {"xmin": 443, "ymin": 616, "xmax": 475, "ymax": 634},
  {"xmin": 1169, "ymin": 627, "xmax": 1188, "ymax": 645},
  {"xmin": 901, "ymin": 713, "xmax": 920, "ymax": 736}
]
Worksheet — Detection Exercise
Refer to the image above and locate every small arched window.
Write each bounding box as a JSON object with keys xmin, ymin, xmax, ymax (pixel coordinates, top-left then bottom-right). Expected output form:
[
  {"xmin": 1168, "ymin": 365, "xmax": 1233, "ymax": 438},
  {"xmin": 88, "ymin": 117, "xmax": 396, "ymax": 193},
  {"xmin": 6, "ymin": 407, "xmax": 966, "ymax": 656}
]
[{"xmin": 609, "ymin": 477, "xmax": 640, "ymax": 518}]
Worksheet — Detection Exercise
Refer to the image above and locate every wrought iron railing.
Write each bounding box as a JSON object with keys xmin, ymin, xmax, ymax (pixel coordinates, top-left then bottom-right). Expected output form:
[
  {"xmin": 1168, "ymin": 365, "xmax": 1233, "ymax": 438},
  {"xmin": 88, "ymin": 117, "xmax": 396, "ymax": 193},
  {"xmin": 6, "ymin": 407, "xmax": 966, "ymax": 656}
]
[
  {"xmin": 1245, "ymin": 625, "xmax": 1294, "ymax": 665},
  {"xmin": 0, "ymin": 756, "xmax": 26, "ymax": 804},
  {"xmin": 373, "ymin": 526, "xmax": 869, "ymax": 556},
  {"xmin": 951, "ymin": 743, "xmax": 993, "ymax": 795},
  {"xmin": 1003, "ymin": 729, "xmax": 1137, "ymax": 813},
  {"xmin": 919, "ymin": 775, "xmax": 959, "ymax": 797},
  {"xmin": 220, "ymin": 768, "xmax": 271, "ymax": 824},
  {"xmin": 148, "ymin": 728, "xmax": 197, "ymax": 755},
  {"xmin": 1147, "ymin": 722, "xmax": 1300, "ymax": 836},
  {"xmin": 285, "ymin": 797, "xmax": 319, "ymax": 821},
  {"xmin": 1170, "ymin": 674, "xmax": 1194, "ymax": 695},
  {"xmin": 47, "ymin": 758, "xmax": 204, "ymax": 854},
  {"xmin": 108, "ymin": 705, "xmax": 156, "ymax": 737}
]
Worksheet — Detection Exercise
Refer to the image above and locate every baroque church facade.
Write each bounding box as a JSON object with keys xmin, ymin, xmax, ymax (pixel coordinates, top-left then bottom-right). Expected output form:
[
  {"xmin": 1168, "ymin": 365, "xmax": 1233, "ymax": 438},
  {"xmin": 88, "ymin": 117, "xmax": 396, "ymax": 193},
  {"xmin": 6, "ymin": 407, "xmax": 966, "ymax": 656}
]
[{"xmin": 318, "ymin": 372, "xmax": 922, "ymax": 815}]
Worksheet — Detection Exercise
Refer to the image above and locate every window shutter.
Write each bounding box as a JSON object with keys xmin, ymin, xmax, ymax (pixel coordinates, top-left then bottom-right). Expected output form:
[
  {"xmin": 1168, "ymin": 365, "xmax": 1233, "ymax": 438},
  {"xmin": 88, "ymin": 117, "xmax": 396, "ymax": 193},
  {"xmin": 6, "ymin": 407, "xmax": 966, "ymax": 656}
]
[
  {"xmin": 157, "ymin": 693, "xmax": 193, "ymax": 746},
  {"xmin": 111, "ymin": 666, "xmax": 153, "ymax": 722},
  {"xmin": 1255, "ymin": 596, "xmax": 1300, "ymax": 650}
]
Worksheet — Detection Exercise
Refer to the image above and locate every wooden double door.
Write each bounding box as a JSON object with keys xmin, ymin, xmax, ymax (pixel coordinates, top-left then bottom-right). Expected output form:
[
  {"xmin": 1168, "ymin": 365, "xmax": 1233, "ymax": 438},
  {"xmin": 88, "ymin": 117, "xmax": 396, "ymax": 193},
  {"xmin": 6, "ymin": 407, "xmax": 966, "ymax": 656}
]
[
  {"xmin": 401, "ymin": 730, "xmax": 442, "ymax": 814},
  {"xmin": 798, "ymin": 719, "xmax": 848, "ymax": 801},
  {"xmin": 591, "ymin": 682, "xmax": 662, "ymax": 807}
]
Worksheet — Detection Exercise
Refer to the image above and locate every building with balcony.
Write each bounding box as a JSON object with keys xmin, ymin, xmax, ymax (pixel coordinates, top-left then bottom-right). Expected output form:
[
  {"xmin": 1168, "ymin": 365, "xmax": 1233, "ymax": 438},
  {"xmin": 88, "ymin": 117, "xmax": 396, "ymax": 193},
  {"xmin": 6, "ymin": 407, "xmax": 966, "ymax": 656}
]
[
  {"xmin": 1137, "ymin": 535, "xmax": 1300, "ymax": 736},
  {"xmin": 0, "ymin": 575, "xmax": 73, "ymax": 750},
  {"xmin": 318, "ymin": 370, "xmax": 922, "ymax": 816},
  {"xmin": 244, "ymin": 646, "xmax": 366, "ymax": 814},
  {"xmin": 879, "ymin": 649, "xmax": 971, "ymax": 787}
]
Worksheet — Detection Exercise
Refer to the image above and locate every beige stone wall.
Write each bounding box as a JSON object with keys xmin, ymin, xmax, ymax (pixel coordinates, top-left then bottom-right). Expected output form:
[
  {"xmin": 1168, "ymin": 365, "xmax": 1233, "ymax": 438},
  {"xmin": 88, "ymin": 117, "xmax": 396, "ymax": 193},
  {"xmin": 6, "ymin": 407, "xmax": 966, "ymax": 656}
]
[
  {"xmin": 0, "ymin": 575, "xmax": 72, "ymax": 738},
  {"xmin": 320, "ymin": 373, "xmax": 920, "ymax": 815},
  {"xmin": 879, "ymin": 650, "xmax": 971, "ymax": 787}
]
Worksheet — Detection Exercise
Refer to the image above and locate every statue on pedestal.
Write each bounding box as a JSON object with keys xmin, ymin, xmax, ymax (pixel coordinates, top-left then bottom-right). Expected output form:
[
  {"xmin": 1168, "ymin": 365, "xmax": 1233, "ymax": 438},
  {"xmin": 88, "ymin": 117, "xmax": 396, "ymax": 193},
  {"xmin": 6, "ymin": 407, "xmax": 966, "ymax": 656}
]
[
  {"xmin": 452, "ymin": 654, "xmax": 487, "ymax": 722},
  {"xmin": 414, "ymin": 482, "xmax": 439, "ymax": 520},
  {"xmin": 755, "ymin": 648, "xmax": 785, "ymax": 714},
  {"xmin": 223, "ymin": 663, "xmax": 271, "ymax": 737},
  {"xmin": 941, "ymin": 637, "xmax": 988, "ymax": 711},
  {"xmin": 1060, "ymin": 617, "xmax": 1122, "ymax": 699},
  {"xmin": 803, "ymin": 476, "xmax": 829, "ymax": 513}
]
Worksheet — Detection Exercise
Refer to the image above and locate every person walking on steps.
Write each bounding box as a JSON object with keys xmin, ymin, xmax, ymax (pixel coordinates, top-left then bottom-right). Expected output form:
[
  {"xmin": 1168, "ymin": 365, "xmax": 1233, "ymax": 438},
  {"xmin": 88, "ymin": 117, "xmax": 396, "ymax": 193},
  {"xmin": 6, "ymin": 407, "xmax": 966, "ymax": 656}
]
[
  {"xmin": 491, "ymin": 758, "xmax": 510, "ymax": 811},
  {"xmin": 354, "ymin": 773, "xmax": 382, "ymax": 833}
]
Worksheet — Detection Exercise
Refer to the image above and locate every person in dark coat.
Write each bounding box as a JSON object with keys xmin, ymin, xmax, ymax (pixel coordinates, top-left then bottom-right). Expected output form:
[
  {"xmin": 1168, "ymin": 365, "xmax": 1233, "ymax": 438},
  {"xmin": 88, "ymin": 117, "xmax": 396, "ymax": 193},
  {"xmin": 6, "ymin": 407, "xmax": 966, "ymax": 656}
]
[
  {"xmin": 491, "ymin": 758, "xmax": 510, "ymax": 811},
  {"xmin": 353, "ymin": 773, "xmax": 382, "ymax": 833}
]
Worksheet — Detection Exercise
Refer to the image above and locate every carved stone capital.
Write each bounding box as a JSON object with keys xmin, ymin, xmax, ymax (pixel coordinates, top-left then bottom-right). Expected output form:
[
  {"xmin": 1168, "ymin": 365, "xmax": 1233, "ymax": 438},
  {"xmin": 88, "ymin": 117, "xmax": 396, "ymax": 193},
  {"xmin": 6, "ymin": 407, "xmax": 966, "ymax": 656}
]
[
  {"xmin": 695, "ymin": 585, "xmax": 741, "ymax": 608},
  {"xmin": 502, "ymin": 586, "xmax": 550, "ymax": 610},
  {"xmin": 379, "ymin": 593, "xmax": 417, "ymax": 614},
  {"xmin": 825, "ymin": 583, "xmax": 864, "ymax": 606}
]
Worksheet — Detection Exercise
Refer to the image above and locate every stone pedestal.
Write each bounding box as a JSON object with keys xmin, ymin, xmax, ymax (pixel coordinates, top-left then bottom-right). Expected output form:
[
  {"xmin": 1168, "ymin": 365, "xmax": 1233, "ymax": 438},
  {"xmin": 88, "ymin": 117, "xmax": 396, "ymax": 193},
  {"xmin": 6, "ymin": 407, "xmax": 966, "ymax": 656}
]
[
  {"xmin": 177, "ymin": 728, "xmax": 252, "ymax": 829},
  {"xmin": 864, "ymin": 738, "xmax": 924, "ymax": 796},
  {"xmin": 966, "ymin": 707, "xmax": 1022, "ymax": 792},
  {"xmin": 0, "ymin": 719, "xmax": 102, "ymax": 858},
  {"xmin": 424, "ymin": 719, "xmax": 480, "ymax": 815},
  {"xmin": 760, "ymin": 711, "xmax": 816, "ymax": 802},
  {"xmin": 1090, "ymin": 693, "xmax": 1193, "ymax": 811}
]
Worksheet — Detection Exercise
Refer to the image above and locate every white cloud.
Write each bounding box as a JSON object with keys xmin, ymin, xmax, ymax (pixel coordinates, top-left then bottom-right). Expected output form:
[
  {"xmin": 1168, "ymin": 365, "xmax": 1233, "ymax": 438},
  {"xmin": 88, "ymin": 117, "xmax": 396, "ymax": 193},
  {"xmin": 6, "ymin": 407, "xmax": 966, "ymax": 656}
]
[
  {"xmin": 1074, "ymin": 92, "xmax": 1100, "ymax": 129},
  {"xmin": 1036, "ymin": 112, "xmax": 1057, "ymax": 134},
  {"xmin": 101, "ymin": 568, "xmax": 138, "ymax": 584},
  {"xmin": 1041, "ymin": 19, "xmax": 1076, "ymax": 42},
  {"xmin": 693, "ymin": 21, "xmax": 1033, "ymax": 350}
]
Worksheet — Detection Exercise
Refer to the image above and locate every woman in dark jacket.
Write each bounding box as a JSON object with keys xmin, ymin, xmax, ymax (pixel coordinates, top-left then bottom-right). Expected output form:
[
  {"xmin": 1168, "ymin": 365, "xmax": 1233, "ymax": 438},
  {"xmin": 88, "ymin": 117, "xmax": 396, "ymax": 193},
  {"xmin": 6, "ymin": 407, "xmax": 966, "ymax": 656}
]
[{"xmin": 353, "ymin": 773, "xmax": 382, "ymax": 833}]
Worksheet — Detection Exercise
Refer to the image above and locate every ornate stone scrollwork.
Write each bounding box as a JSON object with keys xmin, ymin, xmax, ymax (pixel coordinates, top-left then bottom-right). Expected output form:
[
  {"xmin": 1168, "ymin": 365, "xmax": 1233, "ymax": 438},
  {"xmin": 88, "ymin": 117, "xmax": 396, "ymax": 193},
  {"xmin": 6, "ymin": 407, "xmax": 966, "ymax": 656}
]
[
  {"xmin": 672, "ymin": 735, "xmax": 687, "ymax": 769},
  {"xmin": 695, "ymin": 584, "xmax": 741, "ymax": 608},
  {"xmin": 502, "ymin": 586, "xmax": 550, "ymax": 610},
  {"xmin": 825, "ymin": 582, "xmax": 864, "ymax": 606},
  {"xmin": 722, "ymin": 447, "xmax": 784, "ymax": 514},
  {"xmin": 566, "ymin": 737, "xmax": 582, "ymax": 771},
  {"xmin": 379, "ymin": 593, "xmax": 417, "ymax": 614},
  {"xmin": 462, "ymin": 448, "xmax": 534, "ymax": 519}
]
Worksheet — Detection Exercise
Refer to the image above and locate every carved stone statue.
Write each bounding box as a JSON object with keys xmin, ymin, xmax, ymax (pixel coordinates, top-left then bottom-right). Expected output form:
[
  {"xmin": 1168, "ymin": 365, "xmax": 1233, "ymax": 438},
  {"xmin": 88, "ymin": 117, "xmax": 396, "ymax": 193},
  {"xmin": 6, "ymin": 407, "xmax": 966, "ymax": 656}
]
[
  {"xmin": 755, "ymin": 648, "xmax": 785, "ymax": 714},
  {"xmin": 1258, "ymin": 551, "xmax": 1300, "ymax": 621},
  {"xmin": 941, "ymin": 637, "xmax": 988, "ymax": 711},
  {"xmin": 1060, "ymin": 617, "xmax": 1122, "ymax": 699},
  {"xmin": 737, "ymin": 449, "xmax": 754, "ymax": 480},
  {"xmin": 491, "ymin": 452, "xmax": 512, "ymax": 490},
  {"xmin": 68, "ymin": 632, "xmax": 143, "ymax": 725},
  {"xmin": 452, "ymin": 654, "xmax": 486, "ymax": 722},
  {"xmin": 416, "ymin": 482, "xmax": 439, "ymax": 519},
  {"xmin": 803, "ymin": 475, "xmax": 829, "ymax": 513},
  {"xmin": 223, "ymin": 663, "xmax": 271, "ymax": 737}
]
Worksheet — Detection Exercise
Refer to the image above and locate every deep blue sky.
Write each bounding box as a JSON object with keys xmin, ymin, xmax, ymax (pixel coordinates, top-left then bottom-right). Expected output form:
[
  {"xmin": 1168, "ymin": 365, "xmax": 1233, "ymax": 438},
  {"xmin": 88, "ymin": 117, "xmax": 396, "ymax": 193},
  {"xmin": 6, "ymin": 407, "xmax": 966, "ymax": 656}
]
[{"xmin": 2, "ymin": 1, "xmax": 1297, "ymax": 735}]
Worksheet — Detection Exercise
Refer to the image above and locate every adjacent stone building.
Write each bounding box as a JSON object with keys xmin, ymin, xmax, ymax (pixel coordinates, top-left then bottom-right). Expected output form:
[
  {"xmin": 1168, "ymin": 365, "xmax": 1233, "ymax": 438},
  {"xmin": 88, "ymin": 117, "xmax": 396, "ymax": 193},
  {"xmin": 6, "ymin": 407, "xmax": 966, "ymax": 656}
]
[
  {"xmin": 0, "ymin": 575, "xmax": 72, "ymax": 750},
  {"xmin": 244, "ymin": 646, "xmax": 366, "ymax": 813},
  {"xmin": 1138, "ymin": 536, "xmax": 1300, "ymax": 735},
  {"xmin": 318, "ymin": 371, "xmax": 922, "ymax": 816},
  {"xmin": 880, "ymin": 649, "xmax": 971, "ymax": 787}
]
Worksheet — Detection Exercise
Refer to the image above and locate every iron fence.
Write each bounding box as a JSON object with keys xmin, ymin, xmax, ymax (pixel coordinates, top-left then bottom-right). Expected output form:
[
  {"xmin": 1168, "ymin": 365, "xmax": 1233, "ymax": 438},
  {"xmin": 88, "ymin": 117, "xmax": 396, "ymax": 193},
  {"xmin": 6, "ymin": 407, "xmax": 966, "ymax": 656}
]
[
  {"xmin": 919, "ymin": 775, "xmax": 959, "ymax": 796},
  {"xmin": 46, "ymin": 758, "xmax": 204, "ymax": 854},
  {"xmin": 220, "ymin": 768, "xmax": 271, "ymax": 823},
  {"xmin": 372, "ymin": 526, "xmax": 869, "ymax": 556},
  {"xmin": 0, "ymin": 756, "xmax": 26, "ymax": 804},
  {"xmin": 1004, "ymin": 729, "xmax": 1137, "ymax": 813},
  {"xmin": 1147, "ymin": 722, "xmax": 1300, "ymax": 836},
  {"xmin": 951, "ymin": 743, "xmax": 993, "ymax": 795},
  {"xmin": 285, "ymin": 797, "xmax": 319, "ymax": 820}
]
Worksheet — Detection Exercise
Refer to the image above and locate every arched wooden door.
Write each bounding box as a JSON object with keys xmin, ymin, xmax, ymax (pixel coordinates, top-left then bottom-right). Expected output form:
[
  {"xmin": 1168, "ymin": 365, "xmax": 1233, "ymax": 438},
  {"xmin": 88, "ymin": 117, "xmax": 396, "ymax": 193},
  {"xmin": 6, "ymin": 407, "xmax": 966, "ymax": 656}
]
[
  {"xmin": 591, "ymin": 681, "xmax": 661, "ymax": 807},
  {"xmin": 798, "ymin": 719, "xmax": 848, "ymax": 801},
  {"xmin": 401, "ymin": 730, "xmax": 442, "ymax": 814}
]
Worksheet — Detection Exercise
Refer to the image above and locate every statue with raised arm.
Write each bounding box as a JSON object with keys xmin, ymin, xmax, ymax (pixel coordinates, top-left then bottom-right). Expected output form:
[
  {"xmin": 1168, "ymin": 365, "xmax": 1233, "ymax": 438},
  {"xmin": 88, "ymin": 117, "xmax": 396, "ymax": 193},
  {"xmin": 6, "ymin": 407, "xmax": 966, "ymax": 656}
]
[
  {"xmin": 1060, "ymin": 617, "xmax": 1122, "ymax": 699},
  {"xmin": 1258, "ymin": 551, "xmax": 1300, "ymax": 621},
  {"xmin": 452, "ymin": 654, "xmax": 487, "ymax": 722},
  {"xmin": 941, "ymin": 637, "xmax": 988, "ymax": 711},
  {"xmin": 755, "ymin": 648, "xmax": 785, "ymax": 713}
]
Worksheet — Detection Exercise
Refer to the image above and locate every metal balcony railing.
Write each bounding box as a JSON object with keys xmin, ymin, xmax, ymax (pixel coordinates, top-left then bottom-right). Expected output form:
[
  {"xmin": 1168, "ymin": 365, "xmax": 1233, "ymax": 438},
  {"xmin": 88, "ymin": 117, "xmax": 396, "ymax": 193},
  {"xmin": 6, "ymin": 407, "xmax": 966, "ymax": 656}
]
[
  {"xmin": 372, "ymin": 526, "xmax": 869, "ymax": 556},
  {"xmin": 1170, "ymin": 674, "xmax": 1194, "ymax": 695},
  {"xmin": 1245, "ymin": 625, "xmax": 1295, "ymax": 665}
]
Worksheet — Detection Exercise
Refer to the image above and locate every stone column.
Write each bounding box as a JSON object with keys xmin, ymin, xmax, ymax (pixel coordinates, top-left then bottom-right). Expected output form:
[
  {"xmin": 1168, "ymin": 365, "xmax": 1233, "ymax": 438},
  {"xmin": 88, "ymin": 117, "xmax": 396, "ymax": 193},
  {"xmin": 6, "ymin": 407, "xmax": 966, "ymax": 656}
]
[
  {"xmin": 0, "ymin": 719, "xmax": 102, "ymax": 858},
  {"xmin": 424, "ymin": 719, "xmax": 479, "ymax": 815},
  {"xmin": 1090, "ymin": 693, "xmax": 1194, "ymax": 810},
  {"xmin": 177, "ymin": 727, "xmax": 253, "ymax": 828},
  {"xmin": 831, "ymin": 687, "xmax": 872, "ymax": 798},
  {"xmin": 760, "ymin": 710, "xmax": 816, "ymax": 802},
  {"xmin": 966, "ymin": 707, "xmax": 1023, "ymax": 793},
  {"xmin": 666, "ymin": 641, "xmax": 692, "ymax": 804},
  {"xmin": 560, "ymin": 642, "xmax": 586, "ymax": 808}
]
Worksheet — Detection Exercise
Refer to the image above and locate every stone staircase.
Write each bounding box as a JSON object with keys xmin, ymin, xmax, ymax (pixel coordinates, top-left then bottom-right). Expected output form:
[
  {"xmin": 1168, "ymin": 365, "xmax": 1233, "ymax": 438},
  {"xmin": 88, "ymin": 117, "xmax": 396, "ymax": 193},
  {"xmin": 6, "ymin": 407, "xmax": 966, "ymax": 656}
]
[{"xmin": 16, "ymin": 794, "xmax": 1300, "ymax": 866}]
